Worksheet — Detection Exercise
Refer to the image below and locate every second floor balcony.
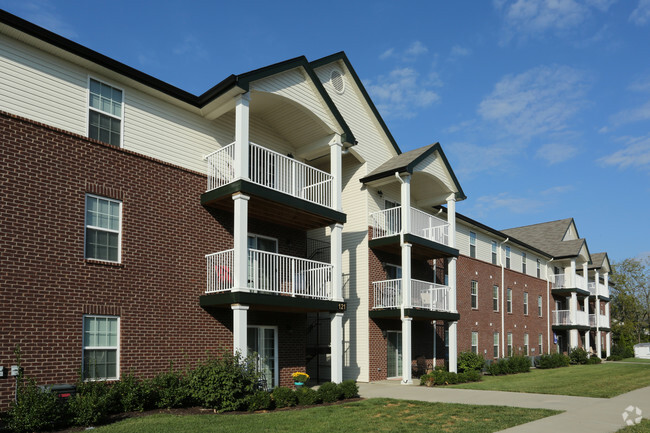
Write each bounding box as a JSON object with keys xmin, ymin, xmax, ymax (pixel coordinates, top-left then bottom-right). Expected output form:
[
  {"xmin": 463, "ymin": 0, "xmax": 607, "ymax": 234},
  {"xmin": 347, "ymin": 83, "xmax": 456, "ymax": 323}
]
[
  {"xmin": 589, "ymin": 313, "xmax": 610, "ymax": 329},
  {"xmin": 372, "ymin": 279, "xmax": 453, "ymax": 313},
  {"xmin": 553, "ymin": 309, "xmax": 589, "ymax": 327},
  {"xmin": 551, "ymin": 273, "xmax": 589, "ymax": 294}
]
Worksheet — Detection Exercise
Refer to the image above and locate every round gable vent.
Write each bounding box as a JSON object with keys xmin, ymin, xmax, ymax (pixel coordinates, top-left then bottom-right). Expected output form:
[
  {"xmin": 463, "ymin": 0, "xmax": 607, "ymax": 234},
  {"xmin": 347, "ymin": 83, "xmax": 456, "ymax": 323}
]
[{"xmin": 330, "ymin": 69, "xmax": 345, "ymax": 94}]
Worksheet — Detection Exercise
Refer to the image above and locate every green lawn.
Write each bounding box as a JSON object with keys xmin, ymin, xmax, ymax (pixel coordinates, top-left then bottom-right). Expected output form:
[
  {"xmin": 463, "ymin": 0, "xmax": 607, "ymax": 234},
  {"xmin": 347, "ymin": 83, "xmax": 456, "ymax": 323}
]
[
  {"xmin": 620, "ymin": 358, "xmax": 650, "ymax": 364},
  {"xmin": 91, "ymin": 399, "xmax": 559, "ymax": 433},
  {"xmin": 449, "ymin": 363, "xmax": 650, "ymax": 398},
  {"xmin": 616, "ymin": 419, "xmax": 650, "ymax": 432}
]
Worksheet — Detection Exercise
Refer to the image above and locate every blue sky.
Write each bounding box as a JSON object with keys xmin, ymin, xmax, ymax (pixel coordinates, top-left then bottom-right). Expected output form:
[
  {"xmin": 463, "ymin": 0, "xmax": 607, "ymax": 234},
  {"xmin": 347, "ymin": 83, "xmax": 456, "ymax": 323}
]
[{"xmin": 2, "ymin": 0, "xmax": 649, "ymax": 263}]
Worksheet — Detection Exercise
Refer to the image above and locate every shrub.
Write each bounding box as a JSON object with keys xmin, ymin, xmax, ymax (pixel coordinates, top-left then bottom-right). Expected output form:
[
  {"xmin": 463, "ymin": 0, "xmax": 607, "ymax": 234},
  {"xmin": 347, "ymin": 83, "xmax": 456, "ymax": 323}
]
[
  {"xmin": 109, "ymin": 373, "xmax": 152, "ymax": 413},
  {"xmin": 607, "ymin": 355, "xmax": 623, "ymax": 361},
  {"xmin": 149, "ymin": 366, "xmax": 190, "ymax": 409},
  {"xmin": 8, "ymin": 378, "xmax": 68, "ymax": 433},
  {"xmin": 458, "ymin": 351, "xmax": 485, "ymax": 373},
  {"xmin": 271, "ymin": 387, "xmax": 296, "ymax": 408},
  {"xmin": 247, "ymin": 390, "xmax": 273, "ymax": 411},
  {"xmin": 586, "ymin": 355, "xmax": 602, "ymax": 364},
  {"xmin": 318, "ymin": 381, "xmax": 342, "ymax": 403},
  {"xmin": 187, "ymin": 353, "xmax": 260, "ymax": 412},
  {"xmin": 463, "ymin": 369, "xmax": 481, "ymax": 382},
  {"xmin": 569, "ymin": 347, "xmax": 589, "ymax": 365},
  {"xmin": 295, "ymin": 387, "xmax": 321, "ymax": 406},
  {"xmin": 509, "ymin": 355, "xmax": 531, "ymax": 373},
  {"xmin": 611, "ymin": 344, "xmax": 634, "ymax": 359},
  {"xmin": 338, "ymin": 380, "xmax": 359, "ymax": 399},
  {"xmin": 69, "ymin": 380, "xmax": 113, "ymax": 427},
  {"xmin": 536, "ymin": 353, "xmax": 570, "ymax": 369}
]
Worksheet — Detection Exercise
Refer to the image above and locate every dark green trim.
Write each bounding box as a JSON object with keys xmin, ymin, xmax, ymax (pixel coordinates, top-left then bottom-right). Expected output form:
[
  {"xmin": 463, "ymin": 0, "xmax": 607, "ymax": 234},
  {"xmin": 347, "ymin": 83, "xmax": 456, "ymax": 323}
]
[
  {"xmin": 551, "ymin": 288, "xmax": 590, "ymax": 297},
  {"xmin": 552, "ymin": 324, "xmax": 590, "ymax": 331},
  {"xmin": 369, "ymin": 308, "xmax": 460, "ymax": 321},
  {"xmin": 598, "ymin": 295, "xmax": 610, "ymax": 301},
  {"xmin": 200, "ymin": 292, "xmax": 345, "ymax": 312},
  {"xmin": 368, "ymin": 234, "xmax": 459, "ymax": 258},
  {"xmin": 201, "ymin": 179, "xmax": 346, "ymax": 224},
  {"xmin": 311, "ymin": 52, "xmax": 401, "ymax": 155}
]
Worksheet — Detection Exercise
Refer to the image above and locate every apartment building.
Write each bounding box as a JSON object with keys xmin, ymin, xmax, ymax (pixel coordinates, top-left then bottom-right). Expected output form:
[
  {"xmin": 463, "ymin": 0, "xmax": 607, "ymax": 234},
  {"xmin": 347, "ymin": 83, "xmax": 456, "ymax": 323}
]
[{"xmin": 0, "ymin": 10, "xmax": 613, "ymax": 407}]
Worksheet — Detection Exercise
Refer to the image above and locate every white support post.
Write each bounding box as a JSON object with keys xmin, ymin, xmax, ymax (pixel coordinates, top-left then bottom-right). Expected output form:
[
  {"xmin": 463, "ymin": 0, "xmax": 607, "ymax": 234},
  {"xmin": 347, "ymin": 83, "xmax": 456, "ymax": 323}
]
[
  {"xmin": 232, "ymin": 304, "xmax": 249, "ymax": 357},
  {"xmin": 331, "ymin": 223, "xmax": 343, "ymax": 302},
  {"xmin": 546, "ymin": 263, "xmax": 551, "ymax": 354},
  {"xmin": 330, "ymin": 312, "xmax": 344, "ymax": 383},
  {"xmin": 570, "ymin": 292, "xmax": 578, "ymax": 348},
  {"xmin": 400, "ymin": 173, "xmax": 412, "ymax": 310},
  {"xmin": 232, "ymin": 193, "xmax": 250, "ymax": 291},
  {"xmin": 582, "ymin": 262, "xmax": 588, "ymax": 292},
  {"xmin": 606, "ymin": 332, "xmax": 611, "ymax": 357},
  {"xmin": 447, "ymin": 194, "xmax": 457, "ymax": 373},
  {"xmin": 401, "ymin": 317, "xmax": 413, "ymax": 384},
  {"xmin": 402, "ymin": 243, "xmax": 412, "ymax": 308},
  {"xmin": 570, "ymin": 259, "xmax": 577, "ymax": 288},
  {"xmin": 604, "ymin": 272, "xmax": 609, "ymax": 297},
  {"xmin": 400, "ymin": 174, "xmax": 411, "ymax": 235},
  {"xmin": 234, "ymin": 93, "xmax": 250, "ymax": 181},
  {"xmin": 329, "ymin": 136, "xmax": 343, "ymax": 212}
]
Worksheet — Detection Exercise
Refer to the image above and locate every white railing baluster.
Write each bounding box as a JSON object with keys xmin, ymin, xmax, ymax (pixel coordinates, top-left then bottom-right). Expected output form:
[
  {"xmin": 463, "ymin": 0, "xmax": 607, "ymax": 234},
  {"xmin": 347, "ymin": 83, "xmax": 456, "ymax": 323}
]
[
  {"xmin": 372, "ymin": 279, "xmax": 451, "ymax": 312},
  {"xmin": 205, "ymin": 249, "xmax": 235, "ymax": 293},
  {"xmin": 205, "ymin": 143, "xmax": 236, "ymax": 191},
  {"xmin": 369, "ymin": 206, "xmax": 450, "ymax": 246}
]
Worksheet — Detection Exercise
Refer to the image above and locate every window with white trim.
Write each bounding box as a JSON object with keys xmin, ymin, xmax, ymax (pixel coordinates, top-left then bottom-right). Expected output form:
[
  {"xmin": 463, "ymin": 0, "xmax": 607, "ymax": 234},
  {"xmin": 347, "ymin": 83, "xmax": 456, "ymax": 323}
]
[
  {"xmin": 471, "ymin": 280, "xmax": 478, "ymax": 309},
  {"xmin": 493, "ymin": 285, "xmax": 499, "ymax": 312},
  {"xmin": 538, "ymin": 333, "xmax": 543, "ymax": 354},
  {"xmin": 505, "ymin": 246, "xmax": 511, "ymax": 269},
  {"xmin": 507, "ymin": 288, "xmax": 512, "ymax": 313},
  {"xmin": 538, "ymin": 295, "xmax": 543, "ymax": 317},
  {"xmin": 85, "ymin": 195, "xmax": 122, "ymax": 262},
  {"xmin": 507, "ymin": 332, "xmax": 513, "ymax": 357},
  {"xmin": 471, "ymin": 331, "xmax": 478, "ymax": 354},
  {"xmin": 493, "ymin": 332, "xmax": 499, "ymax": 358},
  {"xmin": 88, "ymin": 78, "xmax": 123, "ymax": 147},
  {"xmin": 83, "ymin": 315, "xmax": 119, "ymax": 380},
  {"xmin": 469, "ymin": 231, "xmax": 476, "ymax": 258},
  {"xmin": 523, "ymin": 292, "xmax": 529, "ymax": 315},
  {"xmin": 491, "ymin": 241, "xmax": 497, "ymax": 265},
  {"xmin": 522, "ymin": 252, "xmax": 527, "ymax": 274},
  {"xmin": 524, "ymin": 333, "xmax": 529, "ymax": 355},
  {"xmin": 536, "ymin": 259, "xmax": 541, "ymax": 278}
]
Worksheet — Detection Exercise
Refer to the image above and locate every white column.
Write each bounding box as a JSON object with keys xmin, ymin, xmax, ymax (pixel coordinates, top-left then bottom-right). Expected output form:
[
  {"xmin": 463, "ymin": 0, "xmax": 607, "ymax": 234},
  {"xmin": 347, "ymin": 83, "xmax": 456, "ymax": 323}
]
[
  {"xmin": 234, "ymin": 93, "xmax": 250, "ymax": 180},
  {"xmin": 447, "ymin": 194, "xmax": 457, "ymax": 372},
  {"xmin": 232, "ymin": 193, "xmax": 250, "ymax": 292},
  {"xmin": 329, "ymin": 136, "xmax": 343, "ymax": 212},
  {"xmin": 582, "ymin": 262, "xmax": 588, "ymax": 292},
  {"xmin": 232, "ymin": 304, "xmax": 249, "ymax": 357},
  {"xmin": 401, "ymin": 317, "xmax": 413, "ymax": 384},
  {"xmin": 570, "ymin": 259, "xmax": 577, "ymax": 288},
  {"xmin": 606, "ymin": 332, "xmax": 611, "ymax": 357},
  {"xmin": 330, "ymin": 312, "xmax": 344, "ymax": 383},
  {"xmin": 570, "ymin": 292, "xmax": 578, "ymax": 348},
  {"xmin": 605, "ymin": 302, "xmax": 610, "ymax": 328},
  {"xmin": 604, "ymin": 272, "xmax": 609, "ymax": 297},
  {"xmin": 401, "ymin": 243, "xmax": 412, "ymax": 308},
  {"xmin": 400, "ymin": 174, "xmax": 411, "ymax": 235},
  {"xmin": 546, "ymin": 263, "xmax": 551, "ymax": 353}
]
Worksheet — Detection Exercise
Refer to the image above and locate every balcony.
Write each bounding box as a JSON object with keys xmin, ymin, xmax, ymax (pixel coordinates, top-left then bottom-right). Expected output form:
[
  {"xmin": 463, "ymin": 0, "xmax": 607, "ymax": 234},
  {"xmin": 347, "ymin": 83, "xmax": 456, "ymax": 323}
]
[
  {"xmin": 590, "ymin": 314, "xmax": 610, "ymax": 329},
  {"xmin": 205, "ymin": 249, "xmax": 332, "ymax": 300},
  {"xmin": 368, "ymin": 207, "xmax": 457, "ymax": 259},
  {"xmin": 370, "ymin": 279, "xmax": 457, "ymax": 321},
  {"xmin": 202, "ymin": 142, "xmax": 344, "ymax": 230},
  {"xmin": 551, "ymin": 274, "xmax": 589, "ymax": 295},
  {"xmin": 588, "ymin": 281, "xmax": 597, "ymax": 296},
  {"xmin": 553, "ymin": 309, "xmax": 590, "ymax": 327}
]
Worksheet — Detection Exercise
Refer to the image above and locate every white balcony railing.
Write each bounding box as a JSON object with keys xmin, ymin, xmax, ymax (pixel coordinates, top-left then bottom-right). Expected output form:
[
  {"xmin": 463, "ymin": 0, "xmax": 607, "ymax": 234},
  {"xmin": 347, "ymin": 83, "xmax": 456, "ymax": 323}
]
[
  {"xmin": 588, "ymin": 281, "xmax": 597, "ymax": 296},
  {"xmin": 372, "ymin": 279, "xmax": 452, "ymax": 312},
  {"xmin": 589, "ymin": 314, "xmax": 596, "ymax": 327},
  {"xmin": 369, "ymin": 207, "xmax": 450, "ymax": 246},
  {"xmin": 552, "ymin": 273, "xmax": 587, "ymax": 290},
  {"xmin": 552, "ymin": 274, "xmax": 566, "ymax": 289},
  {"xmin": 206, "ymin": 249, "xmax": 332, "ymax": 300},
  {"xmin": 206, "ymin": 142, "xmax": 333, "ymax": 209},
  {"xmin": 553, "ymin": 309, "xmax": 589, "ymax": 326},
  {"xmin": 600, "ymin": 314, "xmax": 609, "ymax": 328},
  {"xmin": 575, "ymin": 274, "xmax": 586, "ymax": 291}
]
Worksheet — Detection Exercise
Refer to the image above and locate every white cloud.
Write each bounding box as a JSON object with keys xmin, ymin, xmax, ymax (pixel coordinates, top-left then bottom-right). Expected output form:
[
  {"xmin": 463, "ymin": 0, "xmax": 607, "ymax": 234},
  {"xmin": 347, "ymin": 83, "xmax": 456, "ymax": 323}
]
[
  {"xmin": 448, "ymin": 45, "xmax": 472, "ymax": 62},
  {"xmin": 610, "ymin": 101, "xmax": 650, "ymax": 125},
  {"xmin": 598, "ymin": 126, "xmax": 609, "ymax": 133},
  {"xmin": 598, "ymin": 134, "xmax": 650, "ymax": 170},
  {"xmin": 444, "ymin": 119, "xmax": 476, "ymax": 134},
  {"xmin": 379, "ymin": 41, "xmax": 429, "ymax": 62},
  {"xmin": 405, "ymin": 41, "xmax": 428, "ymax": 58},
  {"xmin": 478, "ymin": 65, "xmax": 589, "ymax": 139},
  {"xmin": 541, "ymin": 185, "xmax": 574, "ymax": 195},
  {"xmin": 379, "ymin": 48, "xmax": 395, "ymax": 60},
  {"xmin": 628, "ymin": 74, "xmax": 650, "ymax": 92},
  {"xmin": 366, "ymin": 68, "xmax": 440, "ymax": 119},
  {"xmin": 585, "ymin": 0, "xmax": 617, "ymax": 11},
  {"xmin": 630, "ymin": 0, "xmax": 650, "ymax": 25},
  {"xmin": 535, "ymin": 141, "xmax": 580, "ymax": 164},
  {"xmin": 473, "ymin": 192, "xmax": 545, "ymax": 215},
  {"xmin": 16, "ymin": 1, "xmax": 77, "ymax": 39},
  {"xmin": 445, "ymin": 140, "xmax": 527, "ymax": 178}
]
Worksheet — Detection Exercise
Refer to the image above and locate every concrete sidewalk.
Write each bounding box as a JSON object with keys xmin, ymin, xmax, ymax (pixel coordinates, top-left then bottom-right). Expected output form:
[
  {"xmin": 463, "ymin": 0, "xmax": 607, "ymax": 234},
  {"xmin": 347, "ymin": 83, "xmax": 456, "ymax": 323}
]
[{"xmin": 357, "ymin": 381, "xmax": 650, "ymax": 432}]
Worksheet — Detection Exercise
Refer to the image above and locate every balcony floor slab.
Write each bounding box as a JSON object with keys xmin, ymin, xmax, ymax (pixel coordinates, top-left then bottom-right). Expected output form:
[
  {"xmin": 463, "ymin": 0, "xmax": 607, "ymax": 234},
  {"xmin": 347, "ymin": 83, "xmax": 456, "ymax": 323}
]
[
  {"xmin": 369, "ymin": 308, "xmax": 460, "ymax": 321},
  {"xmin": 369, "ymin": 234, "xmax": 459, "ymax": 260},
  {"xmin": 200, "ymin": 291, "xmax": 345, "ymax": 313}
]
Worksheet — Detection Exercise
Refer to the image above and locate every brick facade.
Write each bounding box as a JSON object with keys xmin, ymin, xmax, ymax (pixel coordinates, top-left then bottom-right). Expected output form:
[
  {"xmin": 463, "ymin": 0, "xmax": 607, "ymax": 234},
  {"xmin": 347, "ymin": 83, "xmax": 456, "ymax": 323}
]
[{"xmin": 0, "ymin": 112, "xmax": 309, "ymax": 407}]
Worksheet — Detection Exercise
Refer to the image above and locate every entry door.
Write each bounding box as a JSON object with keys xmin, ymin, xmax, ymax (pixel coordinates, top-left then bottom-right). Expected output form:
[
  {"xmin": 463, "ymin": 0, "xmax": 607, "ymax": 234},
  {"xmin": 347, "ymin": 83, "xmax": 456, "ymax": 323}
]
[
  {"xmin": 248, "ymin": 326, "xmax": 277, "ymax": 389},
  {"xmin": 247, "ymin": 235, "xmax": 278, "ymax": 291},
  {"xmin": 387, "ymin": 331, "xmax": 402, "ymax": 378}
]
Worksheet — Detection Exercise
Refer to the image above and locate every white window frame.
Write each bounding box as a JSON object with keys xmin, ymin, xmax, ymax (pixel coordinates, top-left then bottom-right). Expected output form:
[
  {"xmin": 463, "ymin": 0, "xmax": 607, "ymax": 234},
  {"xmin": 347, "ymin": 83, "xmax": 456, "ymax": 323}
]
[
  {"xmin": 471, "ymin": 280, "xmax": 478, "ymax": 309},
  {"xmin": 507, "ymin": 332, "xmax": 513, "ymax": 357},
  {"xmin": 469, "ymin": 231, "xmax": 477, "ymax": 258},
  {"xmin": 248, "ymin": 325, "xmax": 279, "ymax": 388},
  {"xmin": 493, "ymin": 332, "xmax": 499, "ymax": 358},
  {"xmin": 536, "ymin": 259, "xmax": 541, "ymax": 278},
  {"xmin": 507, "ymin": 288, "xmax": 512, "ymax": 313},
  {"xmin": 471, "ymin": 331, "xmax": 478, "ymax": 354},
  {"xmin": 82, "ymin": 315, "xmax": 120, "ymax": 381},
  {"xmin": 87, "ymin": 76, "xmax": 125, "ymax": 148},
  {"xmin": 84, "ymin": 194, "xmax": 122, "ymax": 263},
  {"xmin": 523, "ymin": 292, "xmax": 529, "ymax": 316},
  {"xmin": 538, "ymin": 333, "xmax": 543, "ymax": 354},
  {"xmin": 491, "ymin": 241, "xmax": 497, "ymax": 265},
  {"xmin": 492, "ymin": 285, "xmax": 499, "ymax": 312},
  {"xmin": 505, "ymin": 246, "xmax": 511, "ymax": 269},
  {"xmin": 385, "ymin": 263, "xmax": 402, "ymax": 280},
  {"xmin": 522, "ymin": 252, "xmax": 527, "ymax": 274},
  {"xmin": 524, "ymin": 333, "xmax": 529, "ymax": 355},
  {"xmin": 538, "ymin": 295, "xmax": 543, "ymax": 317}
]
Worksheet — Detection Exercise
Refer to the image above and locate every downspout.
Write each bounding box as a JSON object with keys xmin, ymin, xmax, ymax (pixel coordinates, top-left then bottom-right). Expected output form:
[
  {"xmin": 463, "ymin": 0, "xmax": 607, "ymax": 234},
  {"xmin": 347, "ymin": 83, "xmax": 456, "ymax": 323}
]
[
  {"xmin": 395, "ymin": 172, "xmax": 405, "ymax": 321},
  {"xmin": 499, "ymin": 238, "xmax": 509, "ymax": 357}
]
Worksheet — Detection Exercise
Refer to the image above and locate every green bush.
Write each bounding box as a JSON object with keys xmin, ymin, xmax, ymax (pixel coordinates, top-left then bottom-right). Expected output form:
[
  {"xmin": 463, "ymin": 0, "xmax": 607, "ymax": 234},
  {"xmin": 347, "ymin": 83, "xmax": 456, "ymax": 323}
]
[
  {"xmin": 419, "ymin": 369, "xmax": 481, "ymax": 386},
  {"xmin": 569, "ymin": 347, "xmax": 589, "ymax": 365},
  {"xmin": 187, "ymin": 353, "xmax": 260, "ymax": 412},
  {"xmin": 458, "ymin": 351, "xmax": 485, "ymax": 373},
  {"xmin": 611, "ymin": 344, "xmax": 634, "ymax": 359},
  {"xmin": 295, "ymin": 387, "xmax": 321, "ymax": 406},
  {"xmin": 69, "ymin": 380, "xmax": 113, "ymax": 427},
  {"xmin": 586, "ymin": 355, "xmax": 602, "ymax": 364},
  {"xmin": 536, "ymin": 353, "xmax": 570, "ymax": 369},
  {"xmin": 271, "ymin": 387, "xmax": 296, "ymax": 408},
  {"xmin": 318, "ymin": 382, "xmax": 342, "ymax": 403},
  {"xmin": 607, "ymin": 355, "xmax": 623, "ymax": 361},
  {"xmin": 7, "ymin": 378, "xmax": 68, "ymax": 433},
  {"xmin": 462, "ymin": 370, "xmax": 481, "ymax": 382},
  {"xmin": 109, "ymin": 373, "xmax": 152, "ymax": 413},
  {"xmin": 487, "ymin": 356, "xmax": 530, "ymax": 375},
  {"xmin": 247, "ymin": 390, "xmax": 273, "ymax": 411},
  {"xmin": 150, "ymin": 366, "xmax": 190, "ymax": 409},
  {"xmin": 338, "ymin": 380, "xmax": 359, "ymax": 399}
]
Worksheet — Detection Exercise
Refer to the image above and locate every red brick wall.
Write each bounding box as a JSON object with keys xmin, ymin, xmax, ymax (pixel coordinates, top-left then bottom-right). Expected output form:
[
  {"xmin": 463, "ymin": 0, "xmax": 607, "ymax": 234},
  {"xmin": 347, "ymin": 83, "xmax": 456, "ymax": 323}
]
[{"xmin": 0, "ymin": 112, "xmax": 308, "ymax": 407}]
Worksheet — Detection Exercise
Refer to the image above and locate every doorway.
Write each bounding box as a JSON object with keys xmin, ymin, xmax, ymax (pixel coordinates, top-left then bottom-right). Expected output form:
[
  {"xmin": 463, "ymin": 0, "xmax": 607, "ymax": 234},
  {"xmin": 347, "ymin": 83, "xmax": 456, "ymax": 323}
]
[
  {"xmin": 247, "ymin": 326, "xmax": 278, "ymax": 389},
  {"xmin": 387, "ymin": 331, "xmax": 402, "ymax": 378}
]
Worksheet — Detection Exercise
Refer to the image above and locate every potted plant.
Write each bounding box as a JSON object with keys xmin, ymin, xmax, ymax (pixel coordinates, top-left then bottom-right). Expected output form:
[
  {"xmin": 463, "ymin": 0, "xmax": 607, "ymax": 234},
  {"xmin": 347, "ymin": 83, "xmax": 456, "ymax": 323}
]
[{"xmin": 292, "ymin": 371, "xmax": 309, "ymax": 388}]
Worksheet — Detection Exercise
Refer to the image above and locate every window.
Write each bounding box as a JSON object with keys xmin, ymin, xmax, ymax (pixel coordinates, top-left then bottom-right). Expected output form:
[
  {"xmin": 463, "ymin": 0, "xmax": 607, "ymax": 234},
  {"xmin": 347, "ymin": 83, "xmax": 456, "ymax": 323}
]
[
  {"xmin": 492, "ymin": 285, "xmax": 499, "ymax": 312},
  {"xmin": 385, "ymin": 264, "xmax": 402, "ymax": 280},
  {"xmin": 538, "ymin": 295, "xmax": 543, "ymax": 317},
  {"xmin": 471, "ymin": 280, "xmax": 478, "ymax": 309},
  {"xmin": 536, "ymin": 259, "xmax": 541, "ymax": 278},
  {"xmin": 522, "ymin": 252, "xmax": 527, "ymax": 274},
  {"xmin": 445, "ymin": 329, "xmax": 449, "ymax": 348},
  {"xmin": 524, "ymin": 333, "xmax": 529, "ymax": 355},
  {"xmin": 471, "ymin": 332, "xmax": 478, "ymax": 354},
  {"xmin": 83, "ymin": 315, "xmax": 119, "ymax": 380},
  {"xmin": 507, "ymin": 333, "xmax": 513, "ymax": 357},
  {"xmin": 507, "ymin": 288, "xmax": 512, "ymax": 313},
  {"xmin": 491, "ymin": 241, "xmax": 497, "ymax": 265},
  {"xmin": 85, "ymin": 195, "xmax": 121, "ymax": 262},
  {"xmin": 523, "ymin": 292, "xmax": 529, "ymax": 315},
  {"xmin": 493, "ymin": 332, "xmax": 499, "ymax": 358},
  {"xmin": 469, "ymin": 231, "xmax": 476, "ymax": 258},
  {"xmin": 88, "ymin": 78, "xmax": 123, "ymax": 146},
  {"xmin": 505, "ymin": 246, "xmax": 511, "ymax": 269},
  {"xmin": 538, "ymin": 333, "xmax": 543, "ymax": 354}
]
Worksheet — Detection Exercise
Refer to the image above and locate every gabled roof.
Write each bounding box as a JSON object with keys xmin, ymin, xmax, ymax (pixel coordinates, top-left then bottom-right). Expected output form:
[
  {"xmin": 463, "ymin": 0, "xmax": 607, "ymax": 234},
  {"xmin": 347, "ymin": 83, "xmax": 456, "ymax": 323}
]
[
  {"xmin": 359, "ymin": 143, "xmax": 466, "ymax": 200},
  {"xmin": 0, "ymin": 9, "xmax": 356, "ymax": 145},
  {"xmin": 501, "ymin": 218, "xmax": 589, "ymax": 260},
  {"xmin": 589, "ymin": 252, "xmax": 610, "ymax": 271}
]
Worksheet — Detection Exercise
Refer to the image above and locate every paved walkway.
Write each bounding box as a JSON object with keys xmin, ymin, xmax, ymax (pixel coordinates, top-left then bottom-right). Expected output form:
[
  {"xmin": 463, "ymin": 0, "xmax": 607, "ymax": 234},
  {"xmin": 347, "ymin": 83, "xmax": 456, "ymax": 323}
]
[{"xmin": 358, "ymin": 381, "xmax": 650, "ymax": 432}]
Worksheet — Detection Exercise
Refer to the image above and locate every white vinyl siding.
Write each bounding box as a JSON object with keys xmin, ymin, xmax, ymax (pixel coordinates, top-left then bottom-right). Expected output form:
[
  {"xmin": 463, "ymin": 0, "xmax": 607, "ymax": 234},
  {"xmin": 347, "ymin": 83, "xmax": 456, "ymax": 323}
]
[
  {"xmin": 521, "ymin": 252, "xmax": 527, "ymax": 274},
  {"xmin": 469, "ymin": 231, "xmax": 477, "ymax": 258}
]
